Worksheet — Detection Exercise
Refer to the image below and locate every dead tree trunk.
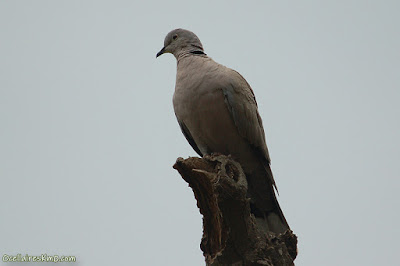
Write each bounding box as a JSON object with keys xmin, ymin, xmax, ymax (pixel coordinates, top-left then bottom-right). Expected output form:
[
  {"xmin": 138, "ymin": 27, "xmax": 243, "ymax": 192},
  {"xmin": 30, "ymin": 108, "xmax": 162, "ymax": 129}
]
[{"xmin": 173, "ymin": 155, "xmax": 297, "ymax": 266}]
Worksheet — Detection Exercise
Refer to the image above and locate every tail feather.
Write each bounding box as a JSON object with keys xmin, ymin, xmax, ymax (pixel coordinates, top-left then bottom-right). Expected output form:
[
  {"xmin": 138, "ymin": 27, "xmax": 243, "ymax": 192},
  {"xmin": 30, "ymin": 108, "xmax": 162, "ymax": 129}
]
[{"xmin": 247, "ymin": 164, "xmax": 289, "ymax": 234}]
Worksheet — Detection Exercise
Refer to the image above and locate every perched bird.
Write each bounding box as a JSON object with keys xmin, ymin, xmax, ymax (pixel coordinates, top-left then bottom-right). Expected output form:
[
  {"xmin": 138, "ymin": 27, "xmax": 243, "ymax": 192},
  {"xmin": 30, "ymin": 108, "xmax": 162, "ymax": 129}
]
[{"xmin": 156, "ymin": 29, "xmax": 289, "ymax": 234}]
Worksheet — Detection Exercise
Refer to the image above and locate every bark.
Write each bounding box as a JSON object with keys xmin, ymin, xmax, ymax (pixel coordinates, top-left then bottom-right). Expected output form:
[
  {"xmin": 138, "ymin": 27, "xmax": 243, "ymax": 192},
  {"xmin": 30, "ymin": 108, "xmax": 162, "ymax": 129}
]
[{"xmin": 173, "ymin": 155, "xmax": 297, "ymax": 266}]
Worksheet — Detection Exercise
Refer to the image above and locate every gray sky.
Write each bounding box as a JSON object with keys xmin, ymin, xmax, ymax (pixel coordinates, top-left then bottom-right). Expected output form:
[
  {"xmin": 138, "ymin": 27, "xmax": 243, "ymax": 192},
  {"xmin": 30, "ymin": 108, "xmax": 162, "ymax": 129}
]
[{"xmin": 1, "ymin": 1, "xmax": 399, "ymax": 265}]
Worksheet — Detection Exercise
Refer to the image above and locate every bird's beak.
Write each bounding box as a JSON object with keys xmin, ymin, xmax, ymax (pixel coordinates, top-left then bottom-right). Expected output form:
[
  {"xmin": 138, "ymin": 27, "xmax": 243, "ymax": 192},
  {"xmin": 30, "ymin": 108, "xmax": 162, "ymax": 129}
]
[{"xmin": 156, "ymin": 47, "xmax": 166, "ymax": 58}]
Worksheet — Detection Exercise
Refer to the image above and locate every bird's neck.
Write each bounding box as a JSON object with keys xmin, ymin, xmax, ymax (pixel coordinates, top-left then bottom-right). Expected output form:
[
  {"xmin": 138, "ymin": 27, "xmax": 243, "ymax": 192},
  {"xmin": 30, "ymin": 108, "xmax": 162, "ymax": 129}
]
[
  {"xmin": 175, "ymin": 48, "xmax": 207, "ymax": 61},
  {"xmin": 176, "ymin": 53, "xmax": 208, "ymax": 72}
]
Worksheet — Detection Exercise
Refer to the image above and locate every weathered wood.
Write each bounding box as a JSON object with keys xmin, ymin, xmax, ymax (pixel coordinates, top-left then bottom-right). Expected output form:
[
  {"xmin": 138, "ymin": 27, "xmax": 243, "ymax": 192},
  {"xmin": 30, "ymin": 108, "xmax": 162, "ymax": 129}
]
[{"xmin": 173, "ymin": 155, "xmax": 297, "ymax": 266}]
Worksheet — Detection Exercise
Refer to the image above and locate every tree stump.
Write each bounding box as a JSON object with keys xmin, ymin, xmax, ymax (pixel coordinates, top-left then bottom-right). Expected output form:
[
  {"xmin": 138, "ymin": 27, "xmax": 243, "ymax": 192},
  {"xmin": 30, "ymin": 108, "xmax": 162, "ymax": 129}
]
[{"xmin": 173, "ymin": 155, "xmax": 297, "ymax": 266}]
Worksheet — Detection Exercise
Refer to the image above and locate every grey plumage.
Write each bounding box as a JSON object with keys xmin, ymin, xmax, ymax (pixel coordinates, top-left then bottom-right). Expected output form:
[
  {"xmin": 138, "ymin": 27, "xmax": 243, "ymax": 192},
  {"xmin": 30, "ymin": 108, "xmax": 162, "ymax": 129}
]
[{"xmin": 157, "ymin": 29, "xmax": 289, "ymax": 234}]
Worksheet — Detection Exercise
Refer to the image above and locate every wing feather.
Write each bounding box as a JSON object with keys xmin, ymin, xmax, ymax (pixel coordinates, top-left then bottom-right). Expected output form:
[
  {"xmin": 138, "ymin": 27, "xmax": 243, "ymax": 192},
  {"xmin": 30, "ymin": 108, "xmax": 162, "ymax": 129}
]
[{"xmin": 221, "ymin": 70, "xmax": 277, "ymax": 190}]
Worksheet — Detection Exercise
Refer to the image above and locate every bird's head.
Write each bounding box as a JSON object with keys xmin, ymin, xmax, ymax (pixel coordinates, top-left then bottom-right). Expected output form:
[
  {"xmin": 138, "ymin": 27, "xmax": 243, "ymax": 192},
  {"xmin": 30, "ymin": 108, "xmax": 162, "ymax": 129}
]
[{"xmin": 156, "ymin": 28, "xmax": 205, "ymax": 58}]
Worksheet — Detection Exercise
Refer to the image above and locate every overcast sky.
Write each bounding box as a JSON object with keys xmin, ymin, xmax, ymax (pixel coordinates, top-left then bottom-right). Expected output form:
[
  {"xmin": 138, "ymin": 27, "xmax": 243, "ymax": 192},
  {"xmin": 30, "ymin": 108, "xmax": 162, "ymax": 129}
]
[{"xmin": 1, "ymin": 1, "xmax": 399, "ymax": 265}]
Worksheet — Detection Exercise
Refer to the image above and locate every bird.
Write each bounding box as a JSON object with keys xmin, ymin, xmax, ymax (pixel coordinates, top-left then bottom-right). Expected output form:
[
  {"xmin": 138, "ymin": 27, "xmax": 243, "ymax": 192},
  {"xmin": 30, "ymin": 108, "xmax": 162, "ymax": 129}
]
[{"xmin": 156, "ymin": 28, "xmax": 289, "ymax": 234}]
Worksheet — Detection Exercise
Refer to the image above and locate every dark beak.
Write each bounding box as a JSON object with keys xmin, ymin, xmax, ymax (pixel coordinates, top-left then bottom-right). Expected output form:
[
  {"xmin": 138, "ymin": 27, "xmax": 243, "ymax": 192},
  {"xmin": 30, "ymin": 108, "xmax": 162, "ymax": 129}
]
[{"xmin": 156, "ymin": 47, "xmax": 166, "ymax": 58}]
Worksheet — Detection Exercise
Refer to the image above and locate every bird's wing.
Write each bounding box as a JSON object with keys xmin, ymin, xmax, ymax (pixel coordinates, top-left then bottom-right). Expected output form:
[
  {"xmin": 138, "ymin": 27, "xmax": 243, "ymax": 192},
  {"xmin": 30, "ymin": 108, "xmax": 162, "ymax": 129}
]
[
  {"xmin": 178, "ymin": 120, "xmax": 203, "ymax": 157},
  {"xmin": 221, "ymin": 69, "xmax": 277, "ymax": 189}
]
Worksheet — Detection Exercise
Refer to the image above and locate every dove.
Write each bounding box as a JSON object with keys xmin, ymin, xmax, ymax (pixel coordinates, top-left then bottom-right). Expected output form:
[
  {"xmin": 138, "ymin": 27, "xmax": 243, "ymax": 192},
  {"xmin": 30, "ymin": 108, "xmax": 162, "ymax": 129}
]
[{"xmin": 157, "ymin": 29, "xmax": 289, "ymax": 234}]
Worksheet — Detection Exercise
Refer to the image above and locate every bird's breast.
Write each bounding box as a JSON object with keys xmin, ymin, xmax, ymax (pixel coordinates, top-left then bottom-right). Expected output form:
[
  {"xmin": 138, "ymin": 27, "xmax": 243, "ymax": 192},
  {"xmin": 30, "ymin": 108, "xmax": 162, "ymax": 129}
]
[{"xmin": 173, "ymin": 85, "xmax": 258, "ymax": 171}]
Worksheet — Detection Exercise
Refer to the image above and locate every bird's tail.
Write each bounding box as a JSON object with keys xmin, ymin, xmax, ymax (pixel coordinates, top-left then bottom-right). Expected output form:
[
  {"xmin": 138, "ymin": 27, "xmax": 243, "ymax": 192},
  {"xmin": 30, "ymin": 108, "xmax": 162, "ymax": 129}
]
[{"xmin": 247, "ymin": 164, "xmax": 290, "ymax": 234}]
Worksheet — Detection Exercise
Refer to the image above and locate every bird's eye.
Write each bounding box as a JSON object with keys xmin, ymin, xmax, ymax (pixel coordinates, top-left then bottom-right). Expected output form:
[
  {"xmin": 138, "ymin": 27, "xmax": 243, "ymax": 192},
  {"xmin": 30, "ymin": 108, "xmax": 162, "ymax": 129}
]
[{"xmin": 173, "ymin": 34, "xmax": 178, "ymax": 40}]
